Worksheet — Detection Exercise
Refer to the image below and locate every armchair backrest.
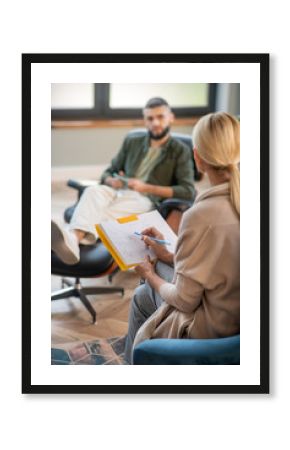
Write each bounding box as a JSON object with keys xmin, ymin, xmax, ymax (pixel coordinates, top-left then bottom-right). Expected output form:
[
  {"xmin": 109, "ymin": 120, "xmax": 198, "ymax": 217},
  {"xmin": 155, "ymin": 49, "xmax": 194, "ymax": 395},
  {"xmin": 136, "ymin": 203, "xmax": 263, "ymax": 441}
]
[{"xmin": 133, "ymin": 335, "xmax": 240, "ymax": 365}]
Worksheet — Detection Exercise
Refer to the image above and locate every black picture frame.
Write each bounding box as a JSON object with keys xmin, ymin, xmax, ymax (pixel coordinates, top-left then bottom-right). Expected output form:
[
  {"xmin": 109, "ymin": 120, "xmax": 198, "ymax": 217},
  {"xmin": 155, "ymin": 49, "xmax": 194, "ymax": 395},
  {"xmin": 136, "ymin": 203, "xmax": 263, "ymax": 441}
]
[{"xmin": 22, "ymin": 53, "xmax": 269, "ymax": 394}]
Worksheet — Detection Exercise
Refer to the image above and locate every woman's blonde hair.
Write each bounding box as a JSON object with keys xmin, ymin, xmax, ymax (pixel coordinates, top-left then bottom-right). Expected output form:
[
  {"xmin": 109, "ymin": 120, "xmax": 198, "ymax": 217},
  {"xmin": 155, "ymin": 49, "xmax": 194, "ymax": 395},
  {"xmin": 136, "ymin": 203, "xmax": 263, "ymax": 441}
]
[{"xmin": 192, "ymin": 112, "xmax": 240, "ymax": 217}]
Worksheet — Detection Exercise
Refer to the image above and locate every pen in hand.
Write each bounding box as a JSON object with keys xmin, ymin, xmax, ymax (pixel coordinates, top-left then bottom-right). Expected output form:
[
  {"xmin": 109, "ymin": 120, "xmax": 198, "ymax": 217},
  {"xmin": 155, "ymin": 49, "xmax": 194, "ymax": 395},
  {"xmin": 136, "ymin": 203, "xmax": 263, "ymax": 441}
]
[{"xmin": 133, "ymin": 231, "xmax": 171, "ymax": 246}]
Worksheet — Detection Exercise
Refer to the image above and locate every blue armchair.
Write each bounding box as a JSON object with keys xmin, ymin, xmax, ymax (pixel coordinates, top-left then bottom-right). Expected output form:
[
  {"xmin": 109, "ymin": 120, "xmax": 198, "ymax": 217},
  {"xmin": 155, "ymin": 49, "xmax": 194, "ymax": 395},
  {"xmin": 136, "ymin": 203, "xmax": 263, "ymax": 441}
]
[{"xmin": 133, "ymin": 335, "xmax": 240, "ymax": 365}]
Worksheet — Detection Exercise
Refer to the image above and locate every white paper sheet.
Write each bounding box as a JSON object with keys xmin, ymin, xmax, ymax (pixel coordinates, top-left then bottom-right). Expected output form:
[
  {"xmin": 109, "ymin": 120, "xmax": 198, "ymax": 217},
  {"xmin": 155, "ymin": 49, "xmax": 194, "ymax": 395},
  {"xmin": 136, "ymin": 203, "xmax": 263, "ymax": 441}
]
[{"xmin": 99, "ymin": 210, "xmax": 178, "ymax": 266}]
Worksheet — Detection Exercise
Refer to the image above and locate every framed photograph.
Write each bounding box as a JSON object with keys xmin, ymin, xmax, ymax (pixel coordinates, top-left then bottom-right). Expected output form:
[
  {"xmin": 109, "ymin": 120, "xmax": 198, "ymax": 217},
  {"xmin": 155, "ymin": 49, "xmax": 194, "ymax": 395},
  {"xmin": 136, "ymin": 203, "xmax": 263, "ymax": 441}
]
[{"xmin": 22, "ymin": 53, "xmax": 269, "ymax": 394}]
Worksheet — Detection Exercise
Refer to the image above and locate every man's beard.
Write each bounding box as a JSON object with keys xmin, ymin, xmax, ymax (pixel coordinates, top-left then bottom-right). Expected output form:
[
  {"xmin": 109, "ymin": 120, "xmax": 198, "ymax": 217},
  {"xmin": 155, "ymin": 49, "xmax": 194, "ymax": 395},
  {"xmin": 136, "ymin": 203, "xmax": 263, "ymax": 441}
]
[{"xmin": 148, "ymin": 126, "xmax": 170, "ymax": 141}]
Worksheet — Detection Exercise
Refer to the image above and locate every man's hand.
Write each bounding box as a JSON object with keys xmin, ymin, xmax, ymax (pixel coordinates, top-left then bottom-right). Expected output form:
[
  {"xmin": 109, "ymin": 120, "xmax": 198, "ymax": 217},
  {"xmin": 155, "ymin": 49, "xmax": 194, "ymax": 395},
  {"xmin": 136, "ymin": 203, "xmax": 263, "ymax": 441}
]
[
  {"xmin": 141, "ymin": 227, "xmax": 174, "ymax": 264},
  {"xmin": 105, "ymin": 170, "xmax": 126, "ymax": 189},
  {"xmin": 127, "ymin": 178, "xmax": 148, "ymax": 193},
  {"xmin": 105, "ymin": 177, "xmax": 124, "ymax": 189},
  {"xmin": 127, "ymin": 179, "xmax": 174, "ymax": 198}
]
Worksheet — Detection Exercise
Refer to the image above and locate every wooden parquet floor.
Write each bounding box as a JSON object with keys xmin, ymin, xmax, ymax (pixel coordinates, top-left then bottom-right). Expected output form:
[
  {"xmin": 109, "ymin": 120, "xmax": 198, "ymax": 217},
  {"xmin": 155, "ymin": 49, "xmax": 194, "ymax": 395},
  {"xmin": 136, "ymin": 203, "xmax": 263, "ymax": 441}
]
[{"xmin": 51, "ymin": 270, "xmax": 139, "ymax": 350}]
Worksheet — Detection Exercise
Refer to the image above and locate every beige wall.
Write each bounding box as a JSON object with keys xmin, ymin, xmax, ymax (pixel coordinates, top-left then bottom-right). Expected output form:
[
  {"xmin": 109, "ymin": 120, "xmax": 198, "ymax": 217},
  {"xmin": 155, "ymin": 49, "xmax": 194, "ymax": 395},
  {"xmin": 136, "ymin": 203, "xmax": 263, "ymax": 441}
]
[{"xmin": 51, "ymin": 125, "xmax": 193, "ymax": 167}]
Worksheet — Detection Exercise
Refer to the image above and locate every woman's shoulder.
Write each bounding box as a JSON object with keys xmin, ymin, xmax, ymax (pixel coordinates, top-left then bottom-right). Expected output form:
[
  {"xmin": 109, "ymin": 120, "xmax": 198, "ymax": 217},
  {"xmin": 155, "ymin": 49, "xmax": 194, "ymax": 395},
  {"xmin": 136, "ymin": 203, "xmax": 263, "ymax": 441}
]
[{"xmin": 182, "ymin": 191, "xmax": 239, "ymax": 229}]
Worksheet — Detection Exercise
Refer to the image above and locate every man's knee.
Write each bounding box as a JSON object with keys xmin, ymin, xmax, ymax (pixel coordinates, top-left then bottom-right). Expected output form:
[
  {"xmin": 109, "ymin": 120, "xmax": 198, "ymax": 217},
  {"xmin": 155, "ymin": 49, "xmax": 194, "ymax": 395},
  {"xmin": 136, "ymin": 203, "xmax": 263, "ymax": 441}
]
[
  {"xmin": 83, "ymin": 184, "xmax": 101, "ymax": 196},
  {"xmin": 80, "ymin": 184, "xmax": 111, "ymax": 205}
]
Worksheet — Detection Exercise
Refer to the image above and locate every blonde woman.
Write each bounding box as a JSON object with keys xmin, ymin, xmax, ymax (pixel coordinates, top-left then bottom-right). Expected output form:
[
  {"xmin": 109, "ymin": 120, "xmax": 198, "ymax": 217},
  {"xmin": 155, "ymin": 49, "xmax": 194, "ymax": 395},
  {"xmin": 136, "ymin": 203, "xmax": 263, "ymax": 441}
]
[{"xmin": 124, "ymin": 112, "xmax": 240, "ymax": 364}]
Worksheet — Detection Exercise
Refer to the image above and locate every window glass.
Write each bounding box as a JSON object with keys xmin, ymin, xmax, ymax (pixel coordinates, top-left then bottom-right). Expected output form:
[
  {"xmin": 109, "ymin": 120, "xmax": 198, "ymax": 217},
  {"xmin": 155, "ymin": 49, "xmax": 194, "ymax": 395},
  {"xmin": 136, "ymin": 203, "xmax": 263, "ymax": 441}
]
[
  {"xmin": 51, "ymin": 83, "xmax": 95, "ymax": 109},
  {"xmin": 109, "ymin": 83, "xmax": 209, "ymax": 109}
]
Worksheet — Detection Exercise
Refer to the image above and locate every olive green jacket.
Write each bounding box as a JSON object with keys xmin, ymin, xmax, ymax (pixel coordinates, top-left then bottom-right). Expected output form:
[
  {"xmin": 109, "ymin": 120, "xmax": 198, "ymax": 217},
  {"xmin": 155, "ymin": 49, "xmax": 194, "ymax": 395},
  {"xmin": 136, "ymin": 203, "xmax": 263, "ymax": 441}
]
[{"xmin": 100, "ymin": 134, "xmax": 196, "ymax": 204}]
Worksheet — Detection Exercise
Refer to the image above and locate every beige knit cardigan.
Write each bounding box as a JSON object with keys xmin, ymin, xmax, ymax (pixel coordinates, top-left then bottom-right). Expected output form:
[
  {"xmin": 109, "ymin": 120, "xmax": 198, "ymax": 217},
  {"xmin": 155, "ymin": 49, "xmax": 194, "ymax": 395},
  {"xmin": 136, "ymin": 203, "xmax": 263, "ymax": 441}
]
[{"xmin": 133, "ymin": 183, "xmax": 240, "ymax": 348}]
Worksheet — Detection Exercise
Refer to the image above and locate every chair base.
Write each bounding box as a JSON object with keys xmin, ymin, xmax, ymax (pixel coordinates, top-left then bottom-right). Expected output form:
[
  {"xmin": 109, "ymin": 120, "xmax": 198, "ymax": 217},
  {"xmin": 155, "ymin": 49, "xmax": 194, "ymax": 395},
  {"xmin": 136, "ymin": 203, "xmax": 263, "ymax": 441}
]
[{"xmin": 51, "ymin": 277, "xmax": 124, "ymax": 323}]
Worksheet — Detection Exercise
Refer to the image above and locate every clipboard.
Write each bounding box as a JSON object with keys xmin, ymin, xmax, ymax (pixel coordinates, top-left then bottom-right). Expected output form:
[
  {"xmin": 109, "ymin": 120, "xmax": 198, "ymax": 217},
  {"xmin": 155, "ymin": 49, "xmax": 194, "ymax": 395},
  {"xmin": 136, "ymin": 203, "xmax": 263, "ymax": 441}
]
[{"xmin": 95, "ymin": 210, "xmax": 177, "ymax": 271}]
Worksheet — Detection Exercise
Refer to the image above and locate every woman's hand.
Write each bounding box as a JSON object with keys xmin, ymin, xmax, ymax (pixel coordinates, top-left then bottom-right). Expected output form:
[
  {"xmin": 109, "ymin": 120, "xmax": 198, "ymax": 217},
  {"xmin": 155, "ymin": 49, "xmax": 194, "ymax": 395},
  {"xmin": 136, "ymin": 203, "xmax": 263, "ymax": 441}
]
[
  {"xmin": 141, "ymin": 227, "xmax": 174, "ymax": 264},
  {"xmin": 135, "ymin": 256, "xmax": 167, "ymax": 293},
  {"xmin": 134, "ymin": 256, "xmax": 156, "ymax": 279}
]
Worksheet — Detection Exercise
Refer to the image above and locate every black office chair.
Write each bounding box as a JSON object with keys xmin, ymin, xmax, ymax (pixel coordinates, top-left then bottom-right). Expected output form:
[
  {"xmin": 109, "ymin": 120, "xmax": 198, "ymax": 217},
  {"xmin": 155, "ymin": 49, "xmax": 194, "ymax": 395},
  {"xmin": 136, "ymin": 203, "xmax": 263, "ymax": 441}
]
[{"xmin": 51, "ymin": 242, "xmax": 124, "ymax": 323}]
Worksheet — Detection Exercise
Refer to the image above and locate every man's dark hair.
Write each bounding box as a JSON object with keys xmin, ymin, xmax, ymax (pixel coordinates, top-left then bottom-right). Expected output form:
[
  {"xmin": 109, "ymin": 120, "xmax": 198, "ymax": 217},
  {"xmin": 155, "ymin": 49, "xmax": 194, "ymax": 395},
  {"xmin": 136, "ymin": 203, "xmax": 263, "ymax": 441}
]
[{"xmin": 144, "ymin": 97, "xmax": 170, "ymax": 109}]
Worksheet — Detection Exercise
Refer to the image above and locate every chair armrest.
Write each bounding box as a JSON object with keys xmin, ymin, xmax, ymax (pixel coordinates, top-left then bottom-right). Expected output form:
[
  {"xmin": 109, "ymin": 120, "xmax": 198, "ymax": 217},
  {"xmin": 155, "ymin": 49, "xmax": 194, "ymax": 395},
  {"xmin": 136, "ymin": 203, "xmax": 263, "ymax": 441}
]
[{"xmin": 157, "ymin": 198, "xmax": 193, "ymax": 219}]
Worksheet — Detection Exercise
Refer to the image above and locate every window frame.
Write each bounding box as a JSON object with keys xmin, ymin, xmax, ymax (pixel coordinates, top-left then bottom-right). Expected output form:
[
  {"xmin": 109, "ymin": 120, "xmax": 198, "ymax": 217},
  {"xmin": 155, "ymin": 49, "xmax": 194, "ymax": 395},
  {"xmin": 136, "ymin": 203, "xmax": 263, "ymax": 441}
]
[{"xmin": 51, "ymin": 83, "xmax": 217, "ymax": 121}]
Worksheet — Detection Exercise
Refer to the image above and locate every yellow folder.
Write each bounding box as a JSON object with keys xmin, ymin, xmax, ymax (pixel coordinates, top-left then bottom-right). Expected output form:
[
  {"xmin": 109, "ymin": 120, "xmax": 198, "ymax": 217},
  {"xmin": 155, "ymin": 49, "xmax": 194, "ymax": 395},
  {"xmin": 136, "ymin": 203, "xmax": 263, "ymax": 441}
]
[
  {"xmin": 95, "ymin": 214, "xmax": 139, "ymax": 271},
  {"xmin": 95, "ymin": 210, "xmax": 177, "ymax": 271}
]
